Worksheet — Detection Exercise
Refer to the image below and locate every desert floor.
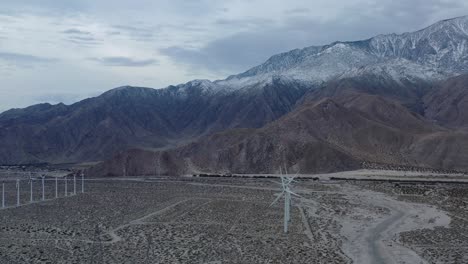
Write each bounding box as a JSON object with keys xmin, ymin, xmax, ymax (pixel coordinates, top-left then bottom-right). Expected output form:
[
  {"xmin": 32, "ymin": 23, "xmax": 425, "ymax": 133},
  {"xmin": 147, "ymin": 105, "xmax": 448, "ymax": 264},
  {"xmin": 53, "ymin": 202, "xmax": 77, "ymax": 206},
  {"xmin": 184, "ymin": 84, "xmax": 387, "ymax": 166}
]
[{"xmin": 1, "ymin": 172, "xmax": 467, "ymax": 263}]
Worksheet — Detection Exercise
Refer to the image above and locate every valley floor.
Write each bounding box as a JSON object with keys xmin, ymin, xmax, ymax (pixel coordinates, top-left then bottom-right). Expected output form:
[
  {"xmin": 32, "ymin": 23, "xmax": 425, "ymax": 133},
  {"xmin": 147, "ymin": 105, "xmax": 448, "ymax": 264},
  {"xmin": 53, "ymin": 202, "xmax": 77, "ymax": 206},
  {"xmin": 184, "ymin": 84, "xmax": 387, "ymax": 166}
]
[{"xmin": 0, "ymin": 173, "xmax": 467, "ymax": 263}]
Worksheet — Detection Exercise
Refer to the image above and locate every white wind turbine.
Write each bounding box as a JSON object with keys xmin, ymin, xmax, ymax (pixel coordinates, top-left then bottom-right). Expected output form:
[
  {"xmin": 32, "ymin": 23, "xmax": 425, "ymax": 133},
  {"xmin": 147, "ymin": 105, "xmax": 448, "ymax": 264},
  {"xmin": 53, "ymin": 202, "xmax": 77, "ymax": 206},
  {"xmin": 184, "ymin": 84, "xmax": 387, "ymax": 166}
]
[
  {"xmin": 73, "ymin": 174, "xmax": 76, "ymax": 195},
  {"xmin": 2, "ymin": 181, "xmax": 5, "ymax": 209},
  {"xmin": 64, "ymin": 176, "xmax": 68, "ymax": 197},
  {"xmin": 41, "ymin": 175, "xmax": 45, "ymax": 201},
  {"xmin": 55, "ymin": 176, "xmax": 58, "ymax": 198},
  {"xmin": 81, "ymin": 173, "xmax": 85, "ymax": 193},
  {"xmin": 16, "ymin": 179, "xmax": 20, "ymax": 206},
  {"xmin": 29, "ymin": 174, "xmax": 34, "ymax": 203},
  {"xmin": 270, "ymin": 167, "xmax": 300, "ymax": 233}
]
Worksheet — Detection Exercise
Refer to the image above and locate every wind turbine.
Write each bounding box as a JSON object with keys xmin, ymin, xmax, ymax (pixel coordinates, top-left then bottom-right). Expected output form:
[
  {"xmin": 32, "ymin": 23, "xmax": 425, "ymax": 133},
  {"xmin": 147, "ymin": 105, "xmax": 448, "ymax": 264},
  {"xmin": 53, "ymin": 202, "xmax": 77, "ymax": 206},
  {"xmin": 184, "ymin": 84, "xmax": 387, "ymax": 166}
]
[
  {"xmin": 16, "ymin": 179, "xmax": 20, "ymax": 207},
  {"xmin": 81, "ymin": 173, "xmax": 85, "ymax": 193},
  {"xmin": 64, "ymin": 176, "xmax": 68, "ymax": 197},
  {"xmin": 41, "ymin": 175, "xmax": 45, "ymax": 201},
  {"xmin": 55, "ymin": 177, "xmax": 58, "ymax": 198},
  {"xmin": 270, "ymin": 167, "xmax": 300, "ymax": 233},
  {"xmin": 73, "ymin": 174, "xmax": 76, "ymax": 195},
  {"xmin": 2, "ymin": 181, "xmax": 5, "ymax": 208},
  {"xmin": 29, "ymin": 174, "xmax": 34, "ymax": 203}
]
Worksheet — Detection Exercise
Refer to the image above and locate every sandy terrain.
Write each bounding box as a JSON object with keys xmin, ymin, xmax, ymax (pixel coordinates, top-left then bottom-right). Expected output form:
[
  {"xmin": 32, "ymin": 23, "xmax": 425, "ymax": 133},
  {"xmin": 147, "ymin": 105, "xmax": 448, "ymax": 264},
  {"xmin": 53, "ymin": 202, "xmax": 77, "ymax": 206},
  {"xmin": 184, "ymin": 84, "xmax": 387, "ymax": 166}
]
[
  {"xmin": 335, "ymin": 185, "xmax": 450, "ymax": 264},
  {"xmin": 0, "ymin": 173, "xmax": 466, "ymax": 263}
]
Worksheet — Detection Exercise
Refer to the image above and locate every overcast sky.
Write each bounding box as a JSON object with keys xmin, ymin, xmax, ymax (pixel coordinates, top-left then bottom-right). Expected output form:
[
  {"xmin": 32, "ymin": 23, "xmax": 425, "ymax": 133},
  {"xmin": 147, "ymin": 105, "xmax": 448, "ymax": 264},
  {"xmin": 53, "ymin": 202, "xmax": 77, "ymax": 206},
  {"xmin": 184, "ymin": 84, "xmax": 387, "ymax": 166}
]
[{"xmin": 0, "ymin": 0, "xmax": 467, "ymax": 111}]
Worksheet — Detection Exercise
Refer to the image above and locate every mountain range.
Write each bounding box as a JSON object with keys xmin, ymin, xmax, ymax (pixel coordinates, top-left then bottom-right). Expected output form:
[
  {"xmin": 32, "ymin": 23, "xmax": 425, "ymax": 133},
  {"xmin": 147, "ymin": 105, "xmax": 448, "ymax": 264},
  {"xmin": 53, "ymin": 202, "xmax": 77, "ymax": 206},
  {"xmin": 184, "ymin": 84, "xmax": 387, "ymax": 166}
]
[{"xmin": 2, "ymin": 16, "xmax": 468, "ymax": 176}]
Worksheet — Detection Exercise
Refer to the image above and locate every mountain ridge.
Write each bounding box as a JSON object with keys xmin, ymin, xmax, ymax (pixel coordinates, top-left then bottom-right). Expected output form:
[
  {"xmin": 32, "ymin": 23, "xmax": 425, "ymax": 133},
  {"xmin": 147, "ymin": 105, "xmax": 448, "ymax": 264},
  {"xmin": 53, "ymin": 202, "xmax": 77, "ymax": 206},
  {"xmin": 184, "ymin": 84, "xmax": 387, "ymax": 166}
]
[
  {"xmin": 1, "ymin": 16, "xmax": 468, "ymax": 170},
  {"xmin": 88, "ymin": 88, "xmax": 468, "ymax": 176}
]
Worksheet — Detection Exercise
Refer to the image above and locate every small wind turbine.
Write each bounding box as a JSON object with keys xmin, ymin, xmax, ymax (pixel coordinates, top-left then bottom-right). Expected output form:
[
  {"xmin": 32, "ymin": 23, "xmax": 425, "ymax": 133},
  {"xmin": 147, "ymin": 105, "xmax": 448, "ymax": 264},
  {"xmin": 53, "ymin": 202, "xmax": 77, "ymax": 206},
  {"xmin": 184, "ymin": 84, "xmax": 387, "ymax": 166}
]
[
  {"xmin": 64, "ymin": 176, "xmax": 68, "ymax": 197},
  {"xmin": 81, "ymin": 173, "xmax": 85, "ymax": 193},
  {"xmin": 2, "ymin": 181, "xmax": 5, "ymax": 208},
  {"xmin": 73, "ymin": 174, "xmax": 76, "ymax": 195},
  {"xmin": 16, "ymin": 179, "xmax": 20, "ymax": 206},
  {"xmin": 270, "ymin": 167, "xmax": 300, "ymax": 233},
  {"xmin": 55, "ymin": 177, "xmax": 58, "ymax": 198},
  {"xmin": 29, "ymin": 174, "xmax": 34, "ymax": 203},
  {"xmin": 41, "ymin": 175, "xmax": 45, "ymax": 201}
]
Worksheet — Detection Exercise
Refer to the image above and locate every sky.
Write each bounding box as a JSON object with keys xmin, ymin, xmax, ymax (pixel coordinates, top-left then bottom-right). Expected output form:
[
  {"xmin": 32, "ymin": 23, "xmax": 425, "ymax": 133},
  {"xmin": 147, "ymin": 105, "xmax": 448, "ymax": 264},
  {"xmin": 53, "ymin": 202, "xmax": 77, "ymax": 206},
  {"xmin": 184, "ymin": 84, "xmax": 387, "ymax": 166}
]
[{"xmin": 0, "ymin": 0, "xmax": 467, "ymax": 112}]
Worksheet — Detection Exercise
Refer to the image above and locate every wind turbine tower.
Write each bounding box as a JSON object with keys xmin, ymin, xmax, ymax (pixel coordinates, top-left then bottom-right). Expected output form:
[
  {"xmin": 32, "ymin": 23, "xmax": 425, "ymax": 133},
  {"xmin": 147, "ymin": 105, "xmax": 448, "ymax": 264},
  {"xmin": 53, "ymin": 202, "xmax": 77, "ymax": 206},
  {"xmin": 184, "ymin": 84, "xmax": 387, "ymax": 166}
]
[
  {"xmin": 64, "ymin": 176, "xmax": 68, "ymax": 197},
  {"xmin": 270, "ymin": 168, "xmax": 299, "ymax": 233},
  {"xmin": 73, "ymin": 174, "xmax": 76, "ymax": 195},
  {"xmin": 41, "ymin": 175, "xmax": 45, "ymax": 201},
  {"xmin": 16, "ymin": 179, "xmax": 20, "ymax": 207},
  {"xmin": 55, "ymin": 177, "xmax": 58, "ymax": 198},
  {"xmin": 2, "ymin": 182, "xmax": 5, "ymax": 208},
  {"xmin": 81, "ymin": 173, "xmax": 85, "ymax": 193},
  {"xmin": 29, "ymin": 175, "xmax": 33, "ymax": 203}
]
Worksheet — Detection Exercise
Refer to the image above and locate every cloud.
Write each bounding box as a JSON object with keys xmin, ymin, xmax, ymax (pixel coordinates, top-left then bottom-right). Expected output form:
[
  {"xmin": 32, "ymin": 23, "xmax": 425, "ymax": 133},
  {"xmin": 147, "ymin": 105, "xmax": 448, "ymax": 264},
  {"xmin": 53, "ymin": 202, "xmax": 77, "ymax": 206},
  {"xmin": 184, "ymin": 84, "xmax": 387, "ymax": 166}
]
[
  {"xmin": 284, "ymin": 7, "xmax": 311, "ymax": 14},
  {"xmin": 1, "ymin": 0, "xmax": 468, "ymax": 111},
  {"xmin": 66, "ymin": 35, "xmax": 100, "ymax": 45},
  {"xmin": 0, "ymin": 51, "xmax": 57, "ymax": 67},
  {"xmin": 160, "ymin": 31, "xmax": 290, "ymax": 74},
  {"xmin": 160, "ymin": 0, "xmax": 468, "ymax": 74},
  {"xmin": 62, "ymin": 28, "xmax": 92, "ymax": 35},
  {"xmin": 111, "ymin": 24, "xmax": 157, "ymax": 41},
  {"xmin": 89, "ymin": 56, "xmax": 158, "ymax": 67},
  {"xmin": 214, "ymin": 17, "xmax": 273, "ymax": 28},
  {"xmin": 61, "ymin": 28, "xmax": 100, "ymax": 45}
]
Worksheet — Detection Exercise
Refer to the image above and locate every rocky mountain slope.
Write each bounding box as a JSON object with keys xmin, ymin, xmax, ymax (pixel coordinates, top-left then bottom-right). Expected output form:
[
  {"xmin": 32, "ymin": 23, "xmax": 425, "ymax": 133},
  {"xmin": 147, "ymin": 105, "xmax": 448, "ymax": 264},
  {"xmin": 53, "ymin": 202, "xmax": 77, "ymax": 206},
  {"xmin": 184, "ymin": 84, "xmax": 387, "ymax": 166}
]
[
  {"xmin": 0, "ymin": 79, "xmax": 307, "ymax": 164},
  {"xmin": 1, "ymin": 16, "xmax": 468, "ymax": 172},
  {"xmin": 424, "ymin": 74, "xmax": 468, "ymax": 128},
  {"xmin": 89, "ymin": 78, "xmax": 468, "ymax": 176}
]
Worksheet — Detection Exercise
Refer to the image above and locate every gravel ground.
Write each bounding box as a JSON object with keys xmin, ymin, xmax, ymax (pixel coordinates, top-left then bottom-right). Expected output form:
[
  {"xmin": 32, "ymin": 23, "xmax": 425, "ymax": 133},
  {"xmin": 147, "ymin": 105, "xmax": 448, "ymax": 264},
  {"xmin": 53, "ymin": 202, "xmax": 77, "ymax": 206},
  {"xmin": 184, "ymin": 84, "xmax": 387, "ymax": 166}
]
[{"xmin": 0, "ymin": 174, "xmax": 466, "ymax": 263}]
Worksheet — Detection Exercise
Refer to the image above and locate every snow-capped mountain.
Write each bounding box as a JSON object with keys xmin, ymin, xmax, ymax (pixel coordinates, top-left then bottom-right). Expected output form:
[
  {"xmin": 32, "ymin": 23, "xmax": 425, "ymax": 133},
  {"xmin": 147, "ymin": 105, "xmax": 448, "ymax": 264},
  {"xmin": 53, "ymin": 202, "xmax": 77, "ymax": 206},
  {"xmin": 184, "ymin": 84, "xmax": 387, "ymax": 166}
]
[
  {"xmin": 98, "ymin": 16, "xmax": 468, "ymax": 97},
  {"xmin": 2, "ymin": 16, "xmax": 468, "ymax": 166},
  {"xmin": 368, "ymin": 16, "xmax": 468, "ymax": 71},
  {"xmin": 213, "ymin": 15, "xmax": 468, "ymax": 89}
]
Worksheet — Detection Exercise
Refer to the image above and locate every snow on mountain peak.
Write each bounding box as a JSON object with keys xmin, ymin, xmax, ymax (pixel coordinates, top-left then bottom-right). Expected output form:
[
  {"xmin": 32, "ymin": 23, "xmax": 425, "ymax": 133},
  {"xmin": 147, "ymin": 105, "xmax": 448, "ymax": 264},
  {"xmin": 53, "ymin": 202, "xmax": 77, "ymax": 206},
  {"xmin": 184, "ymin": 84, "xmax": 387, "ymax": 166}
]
[
  {"xmin": 165, "ymin": 16, "xmax": 468, "ymax": 94},
  {"xmin": 221, "ymin": 16, "xmax": 468, "ymax": 89}
]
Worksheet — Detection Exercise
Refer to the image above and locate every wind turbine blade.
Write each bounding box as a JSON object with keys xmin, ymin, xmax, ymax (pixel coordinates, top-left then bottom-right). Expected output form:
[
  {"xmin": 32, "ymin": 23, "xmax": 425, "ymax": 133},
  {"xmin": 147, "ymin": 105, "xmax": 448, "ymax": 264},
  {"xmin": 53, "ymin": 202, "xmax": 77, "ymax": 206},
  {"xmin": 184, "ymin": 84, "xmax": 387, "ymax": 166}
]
[
  {"xmin": 287, "ymin": 190, "xmax": 302, "ymax": 198},
  {"xmin": 272, "ymin": 180, "xmax": 282, "ymax": 186},
  {"xmin": 269, "ymin": 192, "xmax": 285, "ymax": 207}
]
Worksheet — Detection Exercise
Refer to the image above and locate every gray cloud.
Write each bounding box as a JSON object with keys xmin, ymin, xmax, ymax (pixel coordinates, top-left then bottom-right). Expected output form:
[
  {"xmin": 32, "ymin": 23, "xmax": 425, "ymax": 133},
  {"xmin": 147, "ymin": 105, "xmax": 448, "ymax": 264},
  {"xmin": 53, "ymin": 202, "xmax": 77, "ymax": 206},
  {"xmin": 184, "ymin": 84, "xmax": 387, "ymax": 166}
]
[
  {"xmin": 0, "ymin": 52, "xmax": 57, "ymax": 67},
  {"xmin": 62, "ymin": 28, "xmax": 92, "ymax": 35},
  {"xmin": 66, "ymin": 35, "xmax": 100, "ymax": 46},
  {"xmin": 161, "ymin": 0, "xmax": 467, "ymax": 74},
  {"xmin": 111, "ymin": 24, "xmax": 157, "ymax": 41},
  {"xmin": 0, "ymin": 0, "xmax": 223, "ymax": 17},
  {"xmin": 0, "ymin": 1, "xmax": 89, "ymax": 16},
  {"xmin": 89, "ymin": 56, "xmax": 158, "ymax": 67},
  {"xmin": 1, "ymin": 0, "xmax": 468, "ymax": 111},
  {"xmin": 161, "ymin": 31, "xmax": 291, "ymax": 74},
  {"xmin": 214, "ymin": 17, "xmax": 273, "ymax": 28},
  {"xmin": 61, "ymin": 28, "xmax": 100, "ymax": 45},
  {"xmin": 284, "ymin": 7, "xmax": 311, "ymax": 14}
]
